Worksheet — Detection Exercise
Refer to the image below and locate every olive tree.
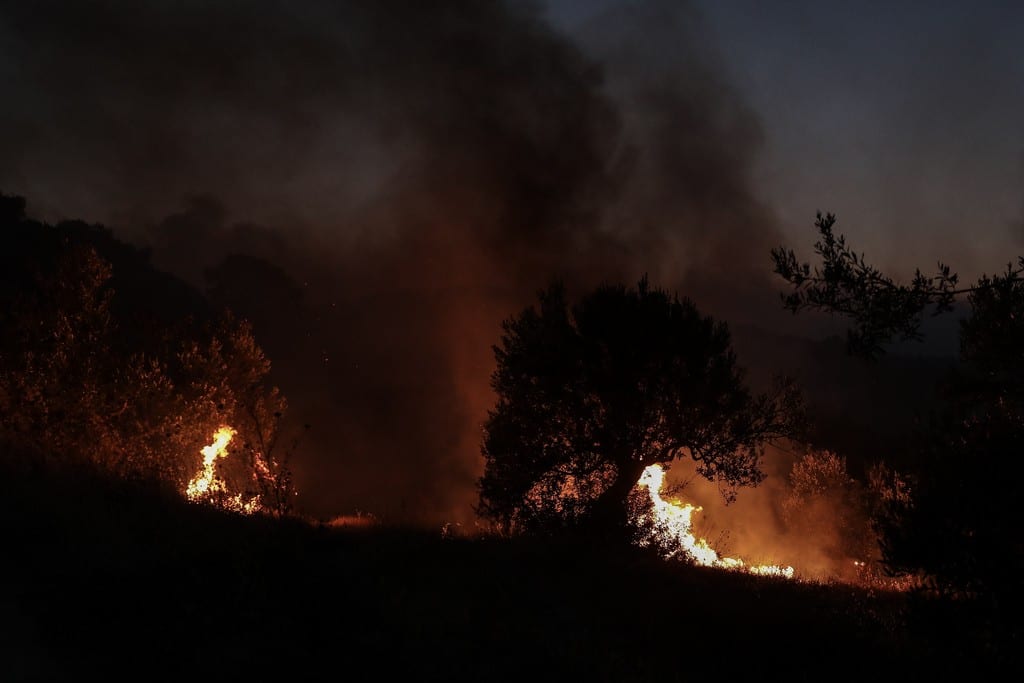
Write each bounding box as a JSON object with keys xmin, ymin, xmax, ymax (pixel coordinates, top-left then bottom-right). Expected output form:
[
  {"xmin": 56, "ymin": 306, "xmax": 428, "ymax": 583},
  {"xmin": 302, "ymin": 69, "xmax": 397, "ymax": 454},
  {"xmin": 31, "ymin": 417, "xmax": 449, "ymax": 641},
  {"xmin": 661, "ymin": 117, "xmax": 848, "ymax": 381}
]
[{"xmin": 478, "ymin": 278, "xmax": 801, "ymax": 535}]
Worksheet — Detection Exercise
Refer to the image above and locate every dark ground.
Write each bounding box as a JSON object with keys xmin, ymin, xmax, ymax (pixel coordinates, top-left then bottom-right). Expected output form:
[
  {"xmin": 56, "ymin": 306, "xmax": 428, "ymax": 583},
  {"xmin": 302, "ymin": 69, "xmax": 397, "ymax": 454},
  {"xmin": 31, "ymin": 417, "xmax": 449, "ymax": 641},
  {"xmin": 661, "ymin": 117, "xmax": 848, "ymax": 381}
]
[{"xmin": 0, "ymin": 455, "xmax": 1011, "ymax": 682}]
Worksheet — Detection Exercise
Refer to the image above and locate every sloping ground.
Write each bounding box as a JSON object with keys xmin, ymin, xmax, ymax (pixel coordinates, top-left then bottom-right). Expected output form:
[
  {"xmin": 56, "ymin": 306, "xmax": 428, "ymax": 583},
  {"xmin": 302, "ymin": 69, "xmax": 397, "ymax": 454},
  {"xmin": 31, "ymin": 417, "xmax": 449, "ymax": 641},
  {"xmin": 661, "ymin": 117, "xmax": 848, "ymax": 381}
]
[{"xmin": 0, "ymin": 457, "xmax": 1005, "ymax": 681}]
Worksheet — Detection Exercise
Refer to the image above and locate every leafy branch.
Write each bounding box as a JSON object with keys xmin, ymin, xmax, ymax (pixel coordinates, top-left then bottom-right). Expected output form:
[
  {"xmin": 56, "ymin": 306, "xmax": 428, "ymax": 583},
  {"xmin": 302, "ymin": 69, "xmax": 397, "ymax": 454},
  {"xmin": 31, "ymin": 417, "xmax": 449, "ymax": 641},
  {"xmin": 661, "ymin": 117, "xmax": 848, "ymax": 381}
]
[{"xmin": 771, "ymin": 213, "xmax": 1024, "ymax": 357}]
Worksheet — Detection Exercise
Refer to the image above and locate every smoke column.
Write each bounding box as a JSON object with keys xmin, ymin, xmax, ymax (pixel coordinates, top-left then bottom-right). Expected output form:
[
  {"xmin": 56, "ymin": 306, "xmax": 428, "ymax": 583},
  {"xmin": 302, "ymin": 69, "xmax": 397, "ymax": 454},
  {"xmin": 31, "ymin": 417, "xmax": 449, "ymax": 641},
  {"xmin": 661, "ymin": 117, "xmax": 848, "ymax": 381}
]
[{"xmin": 0, "ymin": 0, "xmax": 787, "ymax": 524}]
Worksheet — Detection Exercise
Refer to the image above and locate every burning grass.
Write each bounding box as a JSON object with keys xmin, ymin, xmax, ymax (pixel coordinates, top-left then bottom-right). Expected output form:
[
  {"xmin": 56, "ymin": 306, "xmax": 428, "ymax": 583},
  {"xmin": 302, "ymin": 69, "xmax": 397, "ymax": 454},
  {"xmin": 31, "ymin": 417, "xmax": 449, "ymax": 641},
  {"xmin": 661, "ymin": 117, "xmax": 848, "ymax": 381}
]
[{"xmin": 635, "ymin": 464, "xmax": 794, "ymax": 578}]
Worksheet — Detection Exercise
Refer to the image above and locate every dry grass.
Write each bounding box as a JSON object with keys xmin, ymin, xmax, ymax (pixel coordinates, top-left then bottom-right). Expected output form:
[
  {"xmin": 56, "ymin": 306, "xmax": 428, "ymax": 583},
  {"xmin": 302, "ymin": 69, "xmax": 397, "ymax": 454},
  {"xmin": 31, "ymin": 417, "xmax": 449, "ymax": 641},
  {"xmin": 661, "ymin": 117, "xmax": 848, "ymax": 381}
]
[{"xmin": 0, "ymin": 454, "xmax": 1010, "ymax": 681}]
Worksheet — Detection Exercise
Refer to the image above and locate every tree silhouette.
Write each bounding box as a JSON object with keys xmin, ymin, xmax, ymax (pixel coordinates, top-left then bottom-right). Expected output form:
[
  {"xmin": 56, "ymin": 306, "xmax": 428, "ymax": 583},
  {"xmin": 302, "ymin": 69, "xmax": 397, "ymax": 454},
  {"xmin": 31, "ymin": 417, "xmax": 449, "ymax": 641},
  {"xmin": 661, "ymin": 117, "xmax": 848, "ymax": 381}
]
[
  {"xmin": 773, "ymin": 213, "xmax": 1024, "ymax": 643},
  {"xmin": 478, "ymin": 278, "xmax": 802, "ymax": 536},
  {"xmin": 770, "ymin": 212, "xmax": 1024, "ymax": 358}
]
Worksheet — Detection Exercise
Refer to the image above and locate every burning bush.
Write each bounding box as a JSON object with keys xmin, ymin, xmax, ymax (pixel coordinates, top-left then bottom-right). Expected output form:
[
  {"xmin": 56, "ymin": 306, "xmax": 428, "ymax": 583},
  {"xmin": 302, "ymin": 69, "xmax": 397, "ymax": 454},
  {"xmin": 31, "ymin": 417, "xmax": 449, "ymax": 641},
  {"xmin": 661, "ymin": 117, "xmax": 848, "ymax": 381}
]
[{"xmin": 0, "ymin": 194, "xmax": 296, "ymax": 515}]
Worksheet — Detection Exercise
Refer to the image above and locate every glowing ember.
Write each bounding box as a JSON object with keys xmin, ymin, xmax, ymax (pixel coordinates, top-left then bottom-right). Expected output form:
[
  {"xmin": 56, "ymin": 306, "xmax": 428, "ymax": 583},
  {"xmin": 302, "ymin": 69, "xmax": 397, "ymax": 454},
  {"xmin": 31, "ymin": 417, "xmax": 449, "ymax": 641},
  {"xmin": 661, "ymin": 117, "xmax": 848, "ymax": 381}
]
[
  {"xmin": 636, "ymin": 464, "xmax": 794, "ymax": 579},
  {"xmin": 186, "ymin": 426, "xmax": 261, "ymax": 514}
]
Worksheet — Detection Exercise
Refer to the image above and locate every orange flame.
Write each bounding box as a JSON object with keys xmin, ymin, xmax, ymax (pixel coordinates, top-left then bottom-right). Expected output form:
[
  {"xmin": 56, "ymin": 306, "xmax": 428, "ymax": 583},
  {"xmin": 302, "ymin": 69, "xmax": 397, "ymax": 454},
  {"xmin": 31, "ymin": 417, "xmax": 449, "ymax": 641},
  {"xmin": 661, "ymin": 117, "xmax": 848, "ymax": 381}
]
[
  {"xmin": 186, "ymin": 426, "xmax": 261, "ymax": 514},
  {"xmin": 637, "ymin": 464, "xmax": 794, "ymax": 579}
]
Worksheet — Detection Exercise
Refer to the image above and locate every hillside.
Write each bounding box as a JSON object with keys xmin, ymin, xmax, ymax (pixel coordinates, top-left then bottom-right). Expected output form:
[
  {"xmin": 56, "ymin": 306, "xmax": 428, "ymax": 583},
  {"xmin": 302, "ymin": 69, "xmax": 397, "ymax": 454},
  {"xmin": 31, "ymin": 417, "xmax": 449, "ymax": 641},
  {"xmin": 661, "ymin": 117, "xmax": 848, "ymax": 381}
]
[
  {"xmin": 0, "ymin": 194, "xmax": 1012, "ymax": 679},
  {"xmin": 0, "ymin": 457, "xmax": 1002, "ymax": 681}
]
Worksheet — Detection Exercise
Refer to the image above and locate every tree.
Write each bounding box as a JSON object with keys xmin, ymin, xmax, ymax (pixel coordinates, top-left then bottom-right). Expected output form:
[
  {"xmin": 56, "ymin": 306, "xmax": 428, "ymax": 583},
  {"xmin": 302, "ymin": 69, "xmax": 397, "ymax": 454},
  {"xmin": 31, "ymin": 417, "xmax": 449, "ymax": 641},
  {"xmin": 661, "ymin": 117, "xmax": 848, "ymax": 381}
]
[
  {"xmin": 772, "ymin": 213, "xmax": 1024, "ymax": 641},
  {"xmin": 176, "ymin": 314, "xmax": 297, "ymax": 516},
  {"xmin": 771, "ymin": 213, "xmax": 969, "ymax": 358},
  {"xmin": 478, "ymin": 278, "xmax": 802, "ymax": 536}
]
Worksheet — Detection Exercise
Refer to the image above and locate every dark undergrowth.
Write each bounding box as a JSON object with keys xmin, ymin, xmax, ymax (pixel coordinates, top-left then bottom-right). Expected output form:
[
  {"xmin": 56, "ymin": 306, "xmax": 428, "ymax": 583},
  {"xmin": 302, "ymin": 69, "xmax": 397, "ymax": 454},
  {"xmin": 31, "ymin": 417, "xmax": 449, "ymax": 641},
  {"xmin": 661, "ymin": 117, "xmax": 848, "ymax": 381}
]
[{"xmin": 0, "ymin": 454, "xmax": 1012, "ymax": 681}]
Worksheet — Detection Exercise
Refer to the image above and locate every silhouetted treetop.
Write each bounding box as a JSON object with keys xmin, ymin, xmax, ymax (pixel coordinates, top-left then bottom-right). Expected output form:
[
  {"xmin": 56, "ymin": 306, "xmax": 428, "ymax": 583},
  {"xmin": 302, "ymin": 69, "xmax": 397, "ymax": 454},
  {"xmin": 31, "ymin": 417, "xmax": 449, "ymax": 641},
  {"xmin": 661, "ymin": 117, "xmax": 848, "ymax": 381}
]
[
  {"xmin": 478, "ymin": 277, "xmax": 802, "ymax": 535},
  {"xmin": 769, "ymin": 213, "xmax": 1013, "ymax": 357}
]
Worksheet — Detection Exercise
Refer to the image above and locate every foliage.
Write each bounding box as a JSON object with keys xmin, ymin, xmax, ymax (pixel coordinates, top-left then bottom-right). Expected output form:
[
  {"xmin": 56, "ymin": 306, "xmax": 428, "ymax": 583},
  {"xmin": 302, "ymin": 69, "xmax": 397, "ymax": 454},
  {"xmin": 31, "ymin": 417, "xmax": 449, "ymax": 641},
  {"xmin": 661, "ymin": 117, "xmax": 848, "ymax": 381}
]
[
  {"xmin": 871, "ymin": 278, "xmax": 1024, "ymax": 608},
  {"xmin": 0, "ymin": 193, "xmax": 296, "ymax": 515},
  {"xmin": 773, "ymin": 213, "xmax": 1024, "ymax": 640},
  {"xmin": 771, "ymin": 212, "xmax": 970, "ymax": 357},
  {"xmin": 478, "ymin": 278, "xmax": 802, "ymax": 535},
  {"xmin": 782, "ymin": 450, "xmax": 881, "ymax": 579},
  {"xmin": 175, "ymin": 315, "xmax": 297, "ymax": 515}
]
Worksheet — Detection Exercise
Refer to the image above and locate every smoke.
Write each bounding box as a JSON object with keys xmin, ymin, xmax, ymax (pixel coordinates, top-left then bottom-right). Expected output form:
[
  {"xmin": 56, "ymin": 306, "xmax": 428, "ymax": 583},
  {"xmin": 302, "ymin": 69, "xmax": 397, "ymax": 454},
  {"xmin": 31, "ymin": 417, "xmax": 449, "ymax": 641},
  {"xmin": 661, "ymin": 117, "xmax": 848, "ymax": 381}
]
[
  {"xmin": 0, "ymin": 0, "xmax": 788, "ymax": 524},
  {"xmin": 663, "ymin": 446, "xmax": 876, "ymax": 581},
  {"xmin": 572, "ymin": 1, "xmax": 784, "ymax": 320}
]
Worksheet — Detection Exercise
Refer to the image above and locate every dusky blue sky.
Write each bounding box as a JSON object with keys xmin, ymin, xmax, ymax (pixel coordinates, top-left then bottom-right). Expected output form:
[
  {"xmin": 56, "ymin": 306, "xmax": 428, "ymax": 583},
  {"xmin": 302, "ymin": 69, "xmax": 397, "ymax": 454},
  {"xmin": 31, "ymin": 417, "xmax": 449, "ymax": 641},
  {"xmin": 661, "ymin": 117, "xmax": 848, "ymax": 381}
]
[{"xmin": 546, "ymin": 0, "xmax": 1024, "ymax": 279}]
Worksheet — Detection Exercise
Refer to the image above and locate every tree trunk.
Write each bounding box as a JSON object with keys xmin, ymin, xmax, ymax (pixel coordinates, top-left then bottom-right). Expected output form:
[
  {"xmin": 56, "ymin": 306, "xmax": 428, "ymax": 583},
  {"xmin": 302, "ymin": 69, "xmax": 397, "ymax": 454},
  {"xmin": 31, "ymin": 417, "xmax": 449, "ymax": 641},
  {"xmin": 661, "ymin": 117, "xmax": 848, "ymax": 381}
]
[{"xmin": 589, "ymin": 458, "xmax": 648, "ymax": 535}]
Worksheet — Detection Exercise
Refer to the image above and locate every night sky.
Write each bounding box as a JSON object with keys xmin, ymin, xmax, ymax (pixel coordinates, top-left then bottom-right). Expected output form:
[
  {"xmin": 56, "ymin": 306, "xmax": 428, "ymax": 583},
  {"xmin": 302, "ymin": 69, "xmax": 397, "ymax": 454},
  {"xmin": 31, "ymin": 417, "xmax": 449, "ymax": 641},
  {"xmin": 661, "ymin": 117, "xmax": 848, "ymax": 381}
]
[
  {"xmin": 1, "ymin": 0, "xmax": 1020, "ymax": 524},
  {"xmin": 551, "ymin": 0, "xmax": 1024, "ymax": 275}
]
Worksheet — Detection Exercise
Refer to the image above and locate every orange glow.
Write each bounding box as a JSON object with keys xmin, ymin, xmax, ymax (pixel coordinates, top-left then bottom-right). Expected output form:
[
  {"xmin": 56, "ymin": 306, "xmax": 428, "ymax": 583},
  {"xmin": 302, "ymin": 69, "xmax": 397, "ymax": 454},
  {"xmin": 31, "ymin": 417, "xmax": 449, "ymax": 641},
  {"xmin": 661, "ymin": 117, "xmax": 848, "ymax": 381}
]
[{"xmin": 636, "ymin": 464, "xmax": 794, "ymax": 579}]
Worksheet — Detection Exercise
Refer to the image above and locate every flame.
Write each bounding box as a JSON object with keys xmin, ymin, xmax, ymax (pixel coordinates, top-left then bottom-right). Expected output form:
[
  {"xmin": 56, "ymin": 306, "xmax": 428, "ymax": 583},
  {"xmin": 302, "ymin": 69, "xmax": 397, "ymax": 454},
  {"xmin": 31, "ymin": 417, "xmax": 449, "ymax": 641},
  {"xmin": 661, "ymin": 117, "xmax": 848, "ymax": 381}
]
[
  {"xmin": 636, "ymin": 464, "xmax": 794, "ymax": 579},
  {"xmin": 186, "ymin": 426, "xmax": 261, "ymax": 514},
  {"xmin": 186, "ymin": 426, "xmax": 235, "ymax": 500}
]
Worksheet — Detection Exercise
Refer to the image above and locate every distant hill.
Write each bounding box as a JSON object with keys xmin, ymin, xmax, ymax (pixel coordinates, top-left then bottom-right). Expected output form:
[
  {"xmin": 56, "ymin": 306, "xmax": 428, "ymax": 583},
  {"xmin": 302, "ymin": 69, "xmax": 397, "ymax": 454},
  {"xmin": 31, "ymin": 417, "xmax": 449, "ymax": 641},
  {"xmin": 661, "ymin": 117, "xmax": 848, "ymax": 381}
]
[
  {"xmin": 1, "ymin": 193, "xmax": 214, "ymax": 355},
  {"xmin": 731, "ymin": 320, "xmax": 959, "ymax": 475}
]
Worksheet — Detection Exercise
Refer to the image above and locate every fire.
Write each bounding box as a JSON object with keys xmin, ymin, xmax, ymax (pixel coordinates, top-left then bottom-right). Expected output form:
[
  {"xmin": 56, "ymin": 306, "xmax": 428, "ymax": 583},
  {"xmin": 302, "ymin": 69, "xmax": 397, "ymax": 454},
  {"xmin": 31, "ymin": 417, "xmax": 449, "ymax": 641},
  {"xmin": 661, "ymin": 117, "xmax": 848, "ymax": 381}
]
[
  {"xmin": 186, "ymin": 426, "xmax": 261, "ymax": 514},
  {"xmin": 636, "ymin": 464, "xmax": 794, "ymax": 579},
  {"xmin": 186, "ymin": 426, "xmax": 235, "ymax": 500}
]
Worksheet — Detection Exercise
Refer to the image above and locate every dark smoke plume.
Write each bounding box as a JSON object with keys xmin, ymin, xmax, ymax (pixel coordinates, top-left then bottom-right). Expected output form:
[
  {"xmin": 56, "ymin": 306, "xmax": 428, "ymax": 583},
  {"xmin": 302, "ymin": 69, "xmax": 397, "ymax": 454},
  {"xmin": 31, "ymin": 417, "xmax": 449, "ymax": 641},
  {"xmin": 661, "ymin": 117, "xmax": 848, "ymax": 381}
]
[{"xmin": 0, "ymin": 0, "xmax": 785, "ymax": 524}]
